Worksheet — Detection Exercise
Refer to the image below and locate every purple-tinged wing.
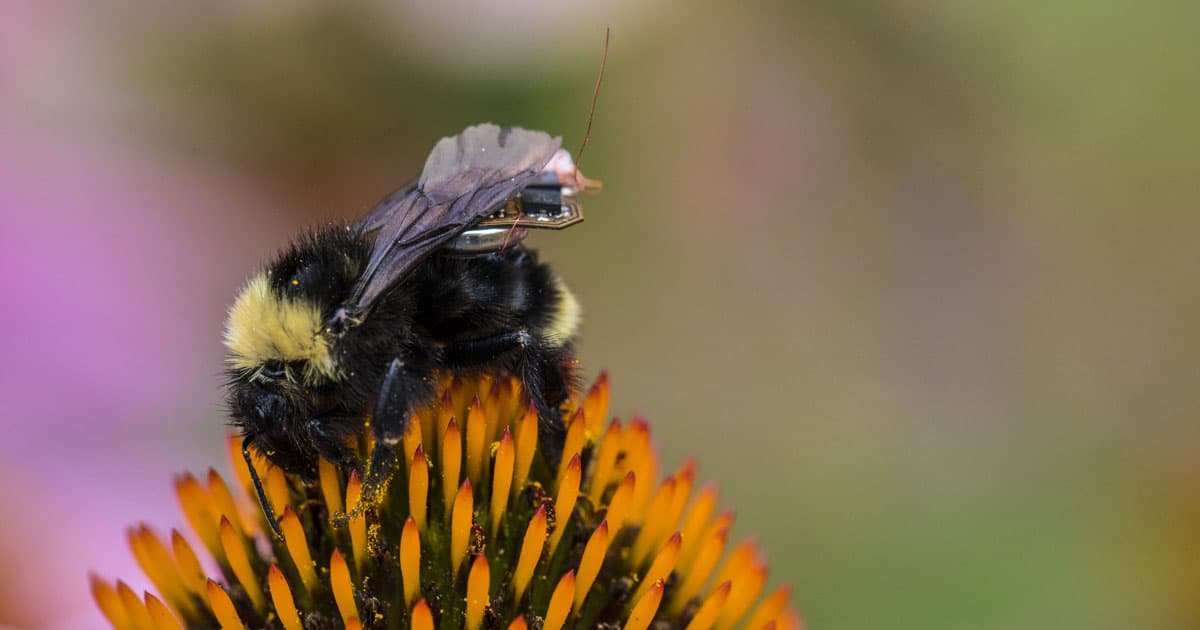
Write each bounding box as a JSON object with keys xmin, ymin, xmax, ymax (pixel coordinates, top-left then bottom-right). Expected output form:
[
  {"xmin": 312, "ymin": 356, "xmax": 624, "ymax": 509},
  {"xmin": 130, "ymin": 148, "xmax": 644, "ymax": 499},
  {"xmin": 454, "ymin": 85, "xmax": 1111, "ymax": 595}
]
[{"xmin": 349, "ymin": 124, "xmax": 561, "ymax": 311}]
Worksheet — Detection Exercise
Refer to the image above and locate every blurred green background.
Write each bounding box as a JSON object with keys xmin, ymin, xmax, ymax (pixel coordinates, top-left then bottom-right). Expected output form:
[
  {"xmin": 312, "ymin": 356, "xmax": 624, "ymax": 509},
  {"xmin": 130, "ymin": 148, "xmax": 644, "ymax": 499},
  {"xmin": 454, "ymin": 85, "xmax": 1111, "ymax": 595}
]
[{"xmin": 1, "ymin": 1, "xmax": 1197, "ymax": 628}]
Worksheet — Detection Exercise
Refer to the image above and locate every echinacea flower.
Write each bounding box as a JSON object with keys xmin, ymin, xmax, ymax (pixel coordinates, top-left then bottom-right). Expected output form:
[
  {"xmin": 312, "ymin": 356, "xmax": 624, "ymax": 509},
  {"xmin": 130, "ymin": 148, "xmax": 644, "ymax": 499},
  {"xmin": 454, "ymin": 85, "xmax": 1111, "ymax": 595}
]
[{"xmin": 91, "ymin": 373, "xmax": 800, "ymax": 629}]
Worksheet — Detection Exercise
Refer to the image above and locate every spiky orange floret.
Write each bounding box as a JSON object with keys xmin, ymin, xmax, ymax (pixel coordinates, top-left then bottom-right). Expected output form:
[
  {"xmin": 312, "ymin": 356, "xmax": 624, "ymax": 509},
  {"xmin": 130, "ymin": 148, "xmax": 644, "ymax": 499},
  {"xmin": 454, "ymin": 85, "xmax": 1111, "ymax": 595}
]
[{"xmin": 92, "ymin": 374, "xmax": 797, "ymax": 629}]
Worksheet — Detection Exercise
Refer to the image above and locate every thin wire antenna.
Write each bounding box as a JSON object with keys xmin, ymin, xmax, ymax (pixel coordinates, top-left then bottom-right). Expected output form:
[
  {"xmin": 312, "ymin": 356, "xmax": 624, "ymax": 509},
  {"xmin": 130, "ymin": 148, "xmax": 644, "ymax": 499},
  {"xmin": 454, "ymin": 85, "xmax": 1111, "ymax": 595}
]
[
  {"xmin": 502, "ymin": 26, "xmax": 609, "ymax": 250},
  {"xmin": 573, "ymin": 25, "xmax": 610, "ymax": 182},
  {"xmin": 500, "ymin": 192, "xmax": 524, "ymax": 250},
  {"xmin": 499, "ymin": 219, "xmax": 523, "ymax": 250}
]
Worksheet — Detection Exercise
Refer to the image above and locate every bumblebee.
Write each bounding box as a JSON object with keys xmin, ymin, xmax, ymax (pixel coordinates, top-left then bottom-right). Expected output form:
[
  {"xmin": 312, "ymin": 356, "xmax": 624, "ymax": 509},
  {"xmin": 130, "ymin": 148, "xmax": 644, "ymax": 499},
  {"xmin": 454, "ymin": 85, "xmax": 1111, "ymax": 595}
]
[{"xmin": 223, "ymin": 124, "xmax": 594, "ymax": 536}]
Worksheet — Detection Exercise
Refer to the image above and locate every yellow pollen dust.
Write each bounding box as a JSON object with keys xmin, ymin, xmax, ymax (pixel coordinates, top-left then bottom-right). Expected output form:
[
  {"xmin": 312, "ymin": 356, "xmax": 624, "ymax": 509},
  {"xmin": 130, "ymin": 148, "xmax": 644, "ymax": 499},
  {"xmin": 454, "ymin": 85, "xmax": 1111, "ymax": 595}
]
[{"xmin": 345, "ymin": 472, "xmax": 367, "ymax": 573}]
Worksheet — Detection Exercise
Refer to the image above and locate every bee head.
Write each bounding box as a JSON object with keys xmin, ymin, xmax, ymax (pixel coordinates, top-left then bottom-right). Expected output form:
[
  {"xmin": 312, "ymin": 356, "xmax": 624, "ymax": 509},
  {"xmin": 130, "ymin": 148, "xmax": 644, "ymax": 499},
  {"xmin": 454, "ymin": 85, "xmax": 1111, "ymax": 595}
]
[
  {"xmin": 223, "ymin": 227, "xmax": 370, "ymax": 476},
  {"xmin": 228, "ymin": 372, "xmax": 320, "ymax": 478},
  {"xmin": 222, "ymin": 266, "xmax": 335, "ymax": 478},
  {"xmin": 224, "ymin": 227, "xmax": 369, "ymax": 386}
]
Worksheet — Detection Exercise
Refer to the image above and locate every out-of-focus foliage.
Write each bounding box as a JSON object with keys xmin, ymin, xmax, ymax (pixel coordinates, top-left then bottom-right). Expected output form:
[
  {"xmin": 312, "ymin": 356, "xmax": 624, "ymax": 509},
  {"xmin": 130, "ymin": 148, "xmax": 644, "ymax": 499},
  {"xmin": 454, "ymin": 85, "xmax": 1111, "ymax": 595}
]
[{"xmin": 1, "ymin": 1, "xmax": 1196, "ymax": 628}]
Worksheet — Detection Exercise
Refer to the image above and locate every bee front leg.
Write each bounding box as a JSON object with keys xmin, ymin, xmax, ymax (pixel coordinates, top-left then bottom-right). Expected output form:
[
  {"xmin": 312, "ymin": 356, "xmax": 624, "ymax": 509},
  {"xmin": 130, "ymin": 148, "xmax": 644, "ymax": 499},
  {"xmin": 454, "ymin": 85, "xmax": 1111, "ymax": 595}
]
[
  {"xmin": 333, "ymin": 358, "xmax": 428, "ymax": 526},
  {"xmin": 305, "ymin": 416, "xmax": 359, "ymax": 470}
]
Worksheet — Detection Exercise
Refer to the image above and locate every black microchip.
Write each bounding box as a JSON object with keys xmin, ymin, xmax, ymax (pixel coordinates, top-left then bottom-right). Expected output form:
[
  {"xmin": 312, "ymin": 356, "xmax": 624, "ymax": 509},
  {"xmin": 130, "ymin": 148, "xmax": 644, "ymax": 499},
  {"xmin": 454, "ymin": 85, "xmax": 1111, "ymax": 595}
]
[{"xmin": 520, "ymin": 186, "xmax": 564, "ymax": 217}]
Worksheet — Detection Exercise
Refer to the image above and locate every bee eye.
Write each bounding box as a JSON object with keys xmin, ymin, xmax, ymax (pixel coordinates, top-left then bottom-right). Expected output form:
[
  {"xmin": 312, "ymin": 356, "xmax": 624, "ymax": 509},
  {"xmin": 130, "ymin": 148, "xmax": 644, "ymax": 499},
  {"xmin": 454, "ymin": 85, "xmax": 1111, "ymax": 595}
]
[{"xmin": 259, "ymin": 361, "xmax": 287, "ymax": 381}]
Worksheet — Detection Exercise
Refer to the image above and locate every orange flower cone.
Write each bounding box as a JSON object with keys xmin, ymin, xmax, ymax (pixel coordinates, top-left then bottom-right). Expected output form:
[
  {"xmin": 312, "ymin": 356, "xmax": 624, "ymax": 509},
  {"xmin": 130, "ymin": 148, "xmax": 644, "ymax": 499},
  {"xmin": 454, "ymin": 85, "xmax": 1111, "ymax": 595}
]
[{"xmin": 92, "ymin": 373, "xmax": 798, "ymax": 629}]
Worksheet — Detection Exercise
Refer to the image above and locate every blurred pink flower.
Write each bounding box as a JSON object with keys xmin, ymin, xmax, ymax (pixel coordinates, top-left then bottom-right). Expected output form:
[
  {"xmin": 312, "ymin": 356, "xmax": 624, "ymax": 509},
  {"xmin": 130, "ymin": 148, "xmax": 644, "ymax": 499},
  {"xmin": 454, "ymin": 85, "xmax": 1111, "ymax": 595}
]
[{"xmin": 0, "ymin": 126, "xmax": 273, "ymax": 629}]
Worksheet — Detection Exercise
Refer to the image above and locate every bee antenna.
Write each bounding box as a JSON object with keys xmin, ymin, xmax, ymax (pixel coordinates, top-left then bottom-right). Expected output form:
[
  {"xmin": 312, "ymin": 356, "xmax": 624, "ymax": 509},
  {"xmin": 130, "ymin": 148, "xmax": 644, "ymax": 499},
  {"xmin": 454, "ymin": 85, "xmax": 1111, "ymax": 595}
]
[
  {"xmin": 572, "ymin": 25, "xmax": 610, "ymax": 178},
  {"xmin": 242, "ymin": 435, "xmax": 284, "ymax": 539}
]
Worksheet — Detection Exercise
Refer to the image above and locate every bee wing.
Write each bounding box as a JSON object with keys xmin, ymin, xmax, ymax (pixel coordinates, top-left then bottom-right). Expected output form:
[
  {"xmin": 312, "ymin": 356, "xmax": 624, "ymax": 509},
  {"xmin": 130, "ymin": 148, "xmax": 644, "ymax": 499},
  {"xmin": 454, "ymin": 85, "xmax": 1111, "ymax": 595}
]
[
  {"xmin": 356, "ymin": 181, "xmax": 418, "ymax": 235},
  {"xmin": 349, "ymin": 124, "xmax": 562, "ymax": 311}
]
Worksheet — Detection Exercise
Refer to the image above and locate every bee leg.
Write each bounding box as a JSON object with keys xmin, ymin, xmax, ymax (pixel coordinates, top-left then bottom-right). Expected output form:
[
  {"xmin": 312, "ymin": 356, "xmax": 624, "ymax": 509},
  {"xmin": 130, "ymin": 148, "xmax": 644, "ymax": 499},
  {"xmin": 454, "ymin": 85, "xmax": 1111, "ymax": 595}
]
[
  {"xmin": 333, "ymin": 358, "xmax": 424, "ymax": 526},
  {"xmin": 517, "ymin": 341, "xmax": 574, "ymax": 466},
  {"xmin": 304, "ymin": 416, "xmax": 363, "ymax": 474},
  {"xmin": 442, "ymin": 330, "xmax": 574, "ymax": 466},
  {"xmin": 242, "ymin": 435, "xmax": 284, "ymax": 539}
]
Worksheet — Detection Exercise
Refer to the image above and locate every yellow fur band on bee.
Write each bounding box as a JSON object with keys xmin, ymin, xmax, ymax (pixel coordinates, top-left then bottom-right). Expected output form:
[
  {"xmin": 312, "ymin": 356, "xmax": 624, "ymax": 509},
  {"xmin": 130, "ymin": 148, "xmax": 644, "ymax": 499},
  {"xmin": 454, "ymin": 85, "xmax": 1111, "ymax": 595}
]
[{"xmin": 224, "ymin": 274, "xmax": 337, "ymax": 381}]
